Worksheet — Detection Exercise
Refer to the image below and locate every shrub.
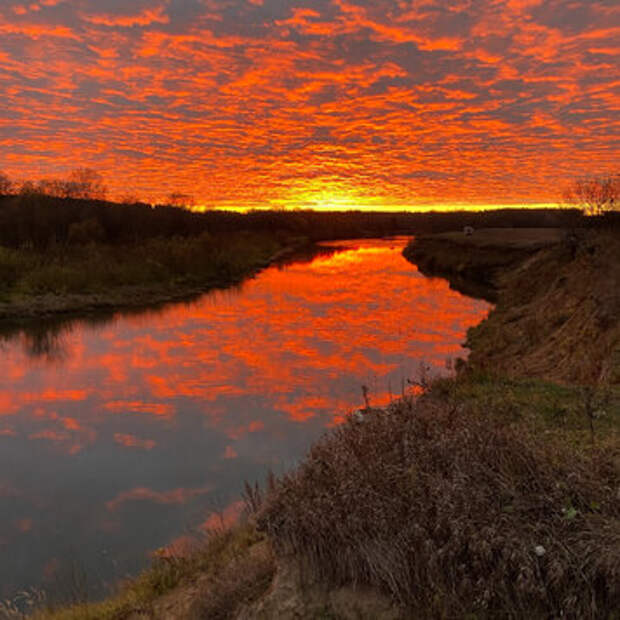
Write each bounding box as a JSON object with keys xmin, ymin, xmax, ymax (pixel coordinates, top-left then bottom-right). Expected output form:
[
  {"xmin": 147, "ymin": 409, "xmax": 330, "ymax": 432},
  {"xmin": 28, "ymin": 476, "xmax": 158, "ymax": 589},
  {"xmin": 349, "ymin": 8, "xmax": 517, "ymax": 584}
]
[
  {"xmin": 258, "ymin": 393, "xmax": 619, "ymax": 618},
  {"xmin": 0, "ymin": 247, "xmax": 32, "ymax": 291}
]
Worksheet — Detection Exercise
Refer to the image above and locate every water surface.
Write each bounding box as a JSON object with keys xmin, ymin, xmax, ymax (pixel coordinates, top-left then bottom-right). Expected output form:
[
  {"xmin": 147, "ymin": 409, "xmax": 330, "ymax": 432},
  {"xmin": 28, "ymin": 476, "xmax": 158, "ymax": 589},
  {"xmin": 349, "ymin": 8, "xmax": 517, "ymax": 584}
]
[{"xmin": 0, "ymin": 238, "xmax": 489, "ymax": 601}]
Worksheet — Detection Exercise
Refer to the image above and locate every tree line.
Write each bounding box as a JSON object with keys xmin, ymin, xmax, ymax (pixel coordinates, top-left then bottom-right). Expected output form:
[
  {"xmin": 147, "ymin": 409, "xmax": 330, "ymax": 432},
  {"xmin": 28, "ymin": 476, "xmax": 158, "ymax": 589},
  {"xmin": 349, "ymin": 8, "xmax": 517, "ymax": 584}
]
[{"xmin": 0, "ymin": 168, "xmax": 616, "ymax": 251}]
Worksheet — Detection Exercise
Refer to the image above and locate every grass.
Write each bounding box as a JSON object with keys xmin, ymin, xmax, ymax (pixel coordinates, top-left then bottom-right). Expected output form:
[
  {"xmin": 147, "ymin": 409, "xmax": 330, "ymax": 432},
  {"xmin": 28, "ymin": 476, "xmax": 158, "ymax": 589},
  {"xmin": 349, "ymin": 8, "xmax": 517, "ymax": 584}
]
[
  {"xmin": 424, "ymin": 227, "xmax": 564, "ymax": 250},
  {"xmin": 0, "ymin": 231, "xmax": 286, "ymax": 298},
  {"xmin": 19, "ymin": 524, "xmax": 274, "ymax": 620},
  {"xmin": 257, "ymin": 373, "xmax": 620, "ymax": 618},
  {"xmin": 433, "ymin": 372, "xmax": 619, "ymax": 446},
  {"xmin": 464, "ymin": 229, "xmax": 620, "ymax": 385}
]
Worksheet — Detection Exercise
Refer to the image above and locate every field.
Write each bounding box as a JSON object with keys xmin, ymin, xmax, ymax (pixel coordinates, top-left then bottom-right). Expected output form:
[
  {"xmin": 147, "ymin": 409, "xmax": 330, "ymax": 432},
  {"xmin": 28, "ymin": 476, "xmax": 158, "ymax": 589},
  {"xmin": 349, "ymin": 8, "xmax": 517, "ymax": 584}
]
[{"xmin": 424, "ymin": 227, "xmax": 564, "ymax": 250}]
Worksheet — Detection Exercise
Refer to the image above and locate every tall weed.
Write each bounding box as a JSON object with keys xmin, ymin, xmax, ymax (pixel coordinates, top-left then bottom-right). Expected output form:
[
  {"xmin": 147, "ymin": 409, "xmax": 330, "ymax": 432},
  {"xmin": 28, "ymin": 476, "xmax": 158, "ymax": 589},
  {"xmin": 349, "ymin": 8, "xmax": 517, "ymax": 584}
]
[{"xmin": 258, "ymin": 390, "xmax": 619, "ymax": 618}]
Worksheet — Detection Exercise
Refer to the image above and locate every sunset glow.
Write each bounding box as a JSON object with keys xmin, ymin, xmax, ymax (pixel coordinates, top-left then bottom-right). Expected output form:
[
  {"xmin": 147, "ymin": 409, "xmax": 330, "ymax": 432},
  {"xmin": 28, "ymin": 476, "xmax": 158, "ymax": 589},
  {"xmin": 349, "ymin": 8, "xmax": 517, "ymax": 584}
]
[{"xmin": 0, "ymin": 0, "xmax": 617, "ymax": 209}]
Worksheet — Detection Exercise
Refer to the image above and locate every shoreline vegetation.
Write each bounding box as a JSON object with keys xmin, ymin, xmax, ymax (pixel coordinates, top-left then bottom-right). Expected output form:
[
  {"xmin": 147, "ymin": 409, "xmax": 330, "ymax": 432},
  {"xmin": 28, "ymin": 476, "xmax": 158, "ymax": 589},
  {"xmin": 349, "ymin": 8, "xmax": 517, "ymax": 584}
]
[
  {"xmin": 0, "ymin": 234, "xmax": 299, "ymax": 323},
  {"xmin": 3, "ymin": 199, "xmax": 619, "ymax": 617}
]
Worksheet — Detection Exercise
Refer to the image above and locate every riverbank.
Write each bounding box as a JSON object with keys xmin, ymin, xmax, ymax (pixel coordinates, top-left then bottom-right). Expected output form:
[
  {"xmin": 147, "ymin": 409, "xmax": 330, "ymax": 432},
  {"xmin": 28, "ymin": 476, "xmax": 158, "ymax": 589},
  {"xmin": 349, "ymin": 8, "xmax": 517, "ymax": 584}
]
[
  {"xmin": 406, "ymin": 227, "xmax": 619, "ymax": 384},
  {"xmin": 251, "ymin": 227, "xmax": 618, "ymax": 619},
  {"xmin": 26, "ymin": 227, "xmax": 619, "ymax": 619},
  {"xmin": 0, "ymin": 233, "xmax": 301, "ymax": 324},
  {"xmin": 402, "ymin": 227, "xmax": 564, "ymax": 301}
]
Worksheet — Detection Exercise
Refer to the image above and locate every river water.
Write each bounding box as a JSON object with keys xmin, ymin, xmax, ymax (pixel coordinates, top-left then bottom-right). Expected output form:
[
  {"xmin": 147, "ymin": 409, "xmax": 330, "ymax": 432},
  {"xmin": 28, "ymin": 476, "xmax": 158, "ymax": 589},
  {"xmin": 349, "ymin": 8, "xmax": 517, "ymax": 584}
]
[{"xmin": 0, "ymin": 237, "xmax": 489, "ymax": 603}]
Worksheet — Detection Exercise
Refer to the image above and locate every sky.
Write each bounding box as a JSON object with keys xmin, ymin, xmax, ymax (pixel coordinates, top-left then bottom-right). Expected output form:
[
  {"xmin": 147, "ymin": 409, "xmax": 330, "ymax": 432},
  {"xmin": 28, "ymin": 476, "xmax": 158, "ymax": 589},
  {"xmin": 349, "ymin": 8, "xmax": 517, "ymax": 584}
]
[{"xmin": 0, "ymin": 0, "xmax": 618, "ymax": 210}]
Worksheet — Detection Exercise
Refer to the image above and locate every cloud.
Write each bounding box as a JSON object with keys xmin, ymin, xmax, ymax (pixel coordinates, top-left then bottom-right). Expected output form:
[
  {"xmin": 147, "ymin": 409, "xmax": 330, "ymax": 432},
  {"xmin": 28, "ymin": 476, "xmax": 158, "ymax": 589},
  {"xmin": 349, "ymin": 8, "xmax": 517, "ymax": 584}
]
[
  {"xmin": 81, "ymin": 5, "xmax": 170, "ymax": 28},
  {"xmin": 113, "ymin": 432, "xmax": 156, "ymax": 450},
  {"xmin": 105, "ymin": 484, "xmax": 212, "ymax": 511},
  {"xmin": 104, "ymin": 400, "xmax": 175, "ymax": 418},
  {"xmin": 0, "ymin": 0, "xmax": 617, "ymax": 207}
]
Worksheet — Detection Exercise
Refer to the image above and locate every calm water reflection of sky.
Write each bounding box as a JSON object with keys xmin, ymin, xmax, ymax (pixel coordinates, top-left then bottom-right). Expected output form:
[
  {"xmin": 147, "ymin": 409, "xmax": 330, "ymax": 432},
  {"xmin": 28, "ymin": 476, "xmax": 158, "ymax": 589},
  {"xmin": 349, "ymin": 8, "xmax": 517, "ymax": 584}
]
[{"xmin": 0, "ymin": 238, "xmax": 489, "ymax": 601}]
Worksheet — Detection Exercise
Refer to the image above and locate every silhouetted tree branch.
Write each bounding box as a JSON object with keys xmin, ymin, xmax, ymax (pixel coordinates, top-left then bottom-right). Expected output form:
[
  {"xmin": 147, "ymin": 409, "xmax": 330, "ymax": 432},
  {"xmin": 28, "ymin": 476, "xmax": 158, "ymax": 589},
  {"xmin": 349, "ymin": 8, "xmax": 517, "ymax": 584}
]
[
  {"xmin": 563, "ymin": 174, "xmax": 619, "ymax": 215},
  {"xmin": 167, "ymin": 192, "xmax": 195, "ymax": 208},
  {"xmin": 0, "ymin": 171, "xmax": 11, "ymax": 195}
]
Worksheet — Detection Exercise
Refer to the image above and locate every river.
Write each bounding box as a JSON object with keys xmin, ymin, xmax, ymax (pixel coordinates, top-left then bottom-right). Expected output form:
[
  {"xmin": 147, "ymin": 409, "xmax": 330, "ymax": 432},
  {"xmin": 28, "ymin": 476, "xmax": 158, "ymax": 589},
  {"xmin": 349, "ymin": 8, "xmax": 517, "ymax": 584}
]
[{"xmin": 0, "ymin": 237, "xmax": 489, "ymax": 603}]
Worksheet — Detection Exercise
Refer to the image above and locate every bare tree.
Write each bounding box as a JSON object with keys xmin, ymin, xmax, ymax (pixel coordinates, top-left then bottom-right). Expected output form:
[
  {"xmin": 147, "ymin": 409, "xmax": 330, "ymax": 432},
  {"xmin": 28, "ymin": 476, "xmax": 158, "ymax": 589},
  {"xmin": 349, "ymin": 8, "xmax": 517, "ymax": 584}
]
[
  {"xmin": 563, "ymin": 174, "xmax": 619, "ymax": 215},
  {"xmin": 19, "ymin": 180, "xmax": 38, "ymax": 195},
  {"xmin": 167, "ymin": 192, "xmax": 195, "ymax": 208},
  {"xmin": 35, "ymin": 178, "xmax": 66, "ymax": 197},
  {"xmin": 0, "ymin": 171, "xmax": 12, "ymax": 195},
  {"xmin": 65, "ymin": 168, "xmax": 107, "ymax": 200},
  {"xmin": 15, "ymin": 169, "xmax": 107, "ymax": 200}
]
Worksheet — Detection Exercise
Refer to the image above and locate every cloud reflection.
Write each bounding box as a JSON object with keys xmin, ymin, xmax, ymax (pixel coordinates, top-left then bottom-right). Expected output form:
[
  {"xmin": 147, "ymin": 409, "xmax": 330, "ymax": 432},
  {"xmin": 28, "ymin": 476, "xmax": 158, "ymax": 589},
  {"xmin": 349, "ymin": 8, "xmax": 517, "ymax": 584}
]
[{"xmin": 0, "ymin": 238, "xmax": 488, "ymax": 599}]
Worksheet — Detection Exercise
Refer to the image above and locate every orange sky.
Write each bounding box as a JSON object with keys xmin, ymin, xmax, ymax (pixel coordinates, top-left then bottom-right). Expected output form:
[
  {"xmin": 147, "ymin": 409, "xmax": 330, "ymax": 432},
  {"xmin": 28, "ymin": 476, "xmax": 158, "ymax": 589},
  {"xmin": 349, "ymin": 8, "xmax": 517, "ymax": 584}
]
[{"xmin": 0, "ymin": 0, "xmax": 618, "ymax": 209}]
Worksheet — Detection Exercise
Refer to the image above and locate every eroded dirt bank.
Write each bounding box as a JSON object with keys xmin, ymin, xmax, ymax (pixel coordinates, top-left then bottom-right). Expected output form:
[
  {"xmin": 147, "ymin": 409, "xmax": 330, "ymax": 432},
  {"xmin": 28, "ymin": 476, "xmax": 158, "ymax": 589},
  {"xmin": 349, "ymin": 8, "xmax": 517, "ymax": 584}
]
[
  {"xmin": 405, "ymin": 227, "xmax": 619, "ymax": 385},
  {"xmin": 402, "ymin": 227, "xmax": 564, "ymax": 302}
]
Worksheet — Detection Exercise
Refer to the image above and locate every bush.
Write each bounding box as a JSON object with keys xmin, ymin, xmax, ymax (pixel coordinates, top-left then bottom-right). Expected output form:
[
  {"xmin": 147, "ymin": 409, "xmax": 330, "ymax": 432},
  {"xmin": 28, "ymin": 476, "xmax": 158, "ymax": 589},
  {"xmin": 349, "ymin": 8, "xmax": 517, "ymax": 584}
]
[{"xmin": 258, "ymin": 392, "xmax": 619, "ymax": 617}]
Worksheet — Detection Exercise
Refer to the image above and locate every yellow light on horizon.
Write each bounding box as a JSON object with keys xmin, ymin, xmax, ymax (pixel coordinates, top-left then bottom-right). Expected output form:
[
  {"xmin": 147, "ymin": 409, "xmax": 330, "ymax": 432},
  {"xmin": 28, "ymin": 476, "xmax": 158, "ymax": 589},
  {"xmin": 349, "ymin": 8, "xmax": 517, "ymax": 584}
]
[{"xmin": 195, "ymin": 201, "xmax": 560, "ymax": 213}]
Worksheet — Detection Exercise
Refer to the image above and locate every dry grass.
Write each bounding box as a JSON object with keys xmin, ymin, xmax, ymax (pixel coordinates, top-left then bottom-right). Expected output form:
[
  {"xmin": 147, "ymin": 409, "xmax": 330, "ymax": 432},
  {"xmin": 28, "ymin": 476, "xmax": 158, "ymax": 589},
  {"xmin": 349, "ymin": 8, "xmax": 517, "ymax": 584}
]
[
  {"xmin": 426, "ymin": 227, "xmax": 564, "ymax": 250},
  {"xmin": 24, "ymin": 524, "xmax": 274, "ymax": 620},
  {"xmin": 194, "ymin": 540, "xmax": 274, "ymax": 619},
  {"xmin": 466, "ymin": 229, "xmax": 620, "ymax": 384},
  {"xmin": 0, "ymin": 232, "xmax": 283, "ymax": 298},
  {"xmin": 258, "ymin": 381, "xmax": 620, "ymax": 618}
]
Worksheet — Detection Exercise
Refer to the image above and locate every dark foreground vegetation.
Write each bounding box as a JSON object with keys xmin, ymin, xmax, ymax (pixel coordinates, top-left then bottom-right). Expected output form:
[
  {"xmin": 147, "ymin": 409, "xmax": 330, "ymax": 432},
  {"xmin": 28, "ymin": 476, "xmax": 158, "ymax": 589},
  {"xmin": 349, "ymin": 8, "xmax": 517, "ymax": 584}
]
[{"xmin": 259, "ymin": 376, "xmax": 619, "ymax": 618}]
